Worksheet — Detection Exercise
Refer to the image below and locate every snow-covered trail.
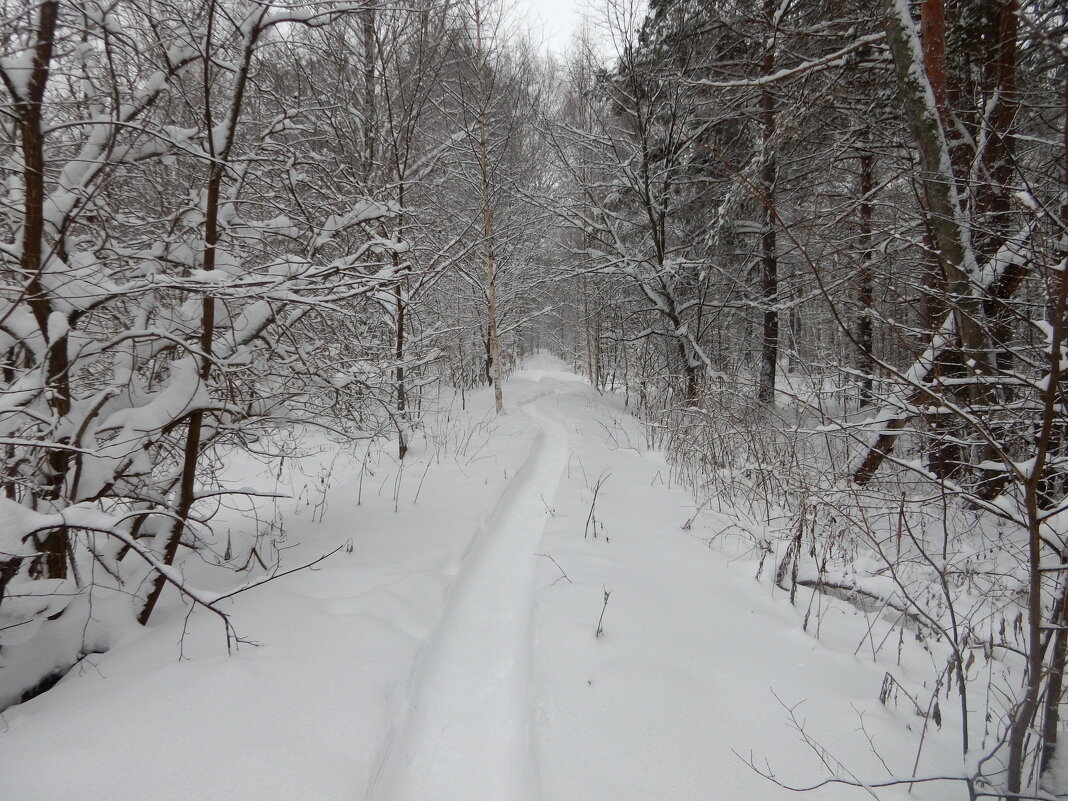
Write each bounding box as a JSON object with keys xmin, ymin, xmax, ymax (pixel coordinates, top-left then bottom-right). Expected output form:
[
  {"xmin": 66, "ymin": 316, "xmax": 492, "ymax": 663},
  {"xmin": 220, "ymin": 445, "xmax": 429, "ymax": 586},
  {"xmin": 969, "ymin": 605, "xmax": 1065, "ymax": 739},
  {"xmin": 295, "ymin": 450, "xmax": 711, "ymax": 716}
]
[
  {"xmin": 0, "ymin": 355, "xmax": 964, "ymax": 801},
  {"xmin": 371, "ymin": 388, "xmax": 567, "ymax": 801}
]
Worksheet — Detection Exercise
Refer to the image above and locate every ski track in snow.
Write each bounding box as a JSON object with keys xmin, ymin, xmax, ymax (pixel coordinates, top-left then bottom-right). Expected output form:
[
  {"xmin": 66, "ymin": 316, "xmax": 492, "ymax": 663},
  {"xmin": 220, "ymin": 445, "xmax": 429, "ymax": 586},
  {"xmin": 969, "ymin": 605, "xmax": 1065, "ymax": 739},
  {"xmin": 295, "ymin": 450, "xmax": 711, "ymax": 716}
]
[
  {"xmin": 371, "ymin": 383, "xmax": 568, "ymax": 801},
  {"xmin": 0, "ymin": 359, "xmax": 967, "ymax": 801}
]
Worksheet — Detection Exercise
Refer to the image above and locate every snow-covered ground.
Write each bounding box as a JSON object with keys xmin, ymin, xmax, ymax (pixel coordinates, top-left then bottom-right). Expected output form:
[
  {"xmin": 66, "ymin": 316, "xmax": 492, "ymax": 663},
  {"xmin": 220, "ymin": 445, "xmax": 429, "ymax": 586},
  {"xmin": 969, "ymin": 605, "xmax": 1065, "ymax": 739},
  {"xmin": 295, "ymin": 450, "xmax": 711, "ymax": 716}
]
[{"xmin": 1, "ymin": 354, "xmax": 962, "ymax": 800}]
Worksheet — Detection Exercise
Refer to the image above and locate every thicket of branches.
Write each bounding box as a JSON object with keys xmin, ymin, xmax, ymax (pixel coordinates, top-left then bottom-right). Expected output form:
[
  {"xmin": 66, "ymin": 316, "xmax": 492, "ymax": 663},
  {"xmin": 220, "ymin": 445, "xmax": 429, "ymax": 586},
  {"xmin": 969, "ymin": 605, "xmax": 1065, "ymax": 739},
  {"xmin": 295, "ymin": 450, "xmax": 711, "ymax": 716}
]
[
  {"xmin": 0, "ymin": 0, "xmax": 550, "ymax": 708},
  {"xmin": 550, "ymin": 0, "xmax": 1066, "ymax": 796}
]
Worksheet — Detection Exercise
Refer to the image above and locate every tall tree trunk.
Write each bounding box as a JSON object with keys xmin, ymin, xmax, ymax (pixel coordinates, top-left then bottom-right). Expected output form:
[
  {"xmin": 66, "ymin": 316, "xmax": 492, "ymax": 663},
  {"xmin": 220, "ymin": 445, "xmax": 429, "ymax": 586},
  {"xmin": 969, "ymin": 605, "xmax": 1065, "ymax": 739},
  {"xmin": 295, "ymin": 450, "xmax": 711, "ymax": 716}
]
[
  {"xmin": 361, "ymin": 2, "xmax": 377, "ymax": 178},
  {"xmin": 979, "ymin": 0, "xmax": 1019, "ymax": 378},
  {"xmin": 1040, "ymin": 574, "xmax": 1068, "ymax": 777},
  {"xmin": 473, "ymin": 0, "xmax": 503, "ymax": 414},
  {"xmin": 1005, "ymin": 76, "xmax": 1068, "ymax": 790},
  {"xmin": 854, "ymin": 0, "xmax": 997, "ymax": 485},
  {"xmin": 919, "ymin": 0, "xmax": 948, "ymax": 120},
  {"xmin": 757, "ymin": 0, "xmax": 778, "ymax": 405},
  {"xmin": 857, "ymin": 147, "xmax": 876, "ymax": 406},
  {"xmin": 583, "ymin": 276, "xmax": 596, "ymax": 386},
  {"xmin": 393, "ymin": 186, "xmax": 408, "ymax": 459},
  {"xmin": 1036, "ymin": 74, "xmax": 1068, "ymax": 779},
  {"xmin": 884, "ymin": 0, "xmax": 987, "ymax": 368},
  {"xmin": 9, "ymin": 1, "xmax": 68, "ymax": 578},
  {"xmin": 139, "ymin": 176, "xmax": 220, "ymax": 625},
  {"xmin": 139, "ymin": 2, "xmax": 263, "ymax": 624},
  {"xmin": 485, "ymin": 236, "xmax": 504, "ymax": 414},
  {"xmin": 394, "ymin": 269, "xmax": 408, "ymax": 460}
]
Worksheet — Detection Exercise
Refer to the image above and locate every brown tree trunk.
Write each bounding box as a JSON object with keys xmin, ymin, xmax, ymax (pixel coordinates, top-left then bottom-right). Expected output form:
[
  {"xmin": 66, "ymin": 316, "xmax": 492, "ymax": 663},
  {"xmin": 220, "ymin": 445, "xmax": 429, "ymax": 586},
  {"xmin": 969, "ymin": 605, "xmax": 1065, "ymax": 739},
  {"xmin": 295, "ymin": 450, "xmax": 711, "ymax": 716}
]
[
  {"xmin": 920, "ymin": 0, "xmax": 948, "ymax": 121},
  {"xmin": 885, "ymin": 0, "xmax": 987, "ymax": 364},
  {"xmin": 9, "ymin": 1, "xmax": 68, "ymax": 578},
  {"xmin": 1007, "ymin": 91, "xmax": 1068, "ymax": 788},
  {"xmin": 1037, "ymin": 79, "xmax": 1068, "ymax": 778},
  {"xmin": 979, "ymin": 1, "xmax": 1019, "ymax": 377},
  {"xmin": 139, "ymin": 3, "xmax": 263, "ymax": 624},
  {"xmin": 854, "ymin": 0, "xmax": 1004, "ymax": 485}
]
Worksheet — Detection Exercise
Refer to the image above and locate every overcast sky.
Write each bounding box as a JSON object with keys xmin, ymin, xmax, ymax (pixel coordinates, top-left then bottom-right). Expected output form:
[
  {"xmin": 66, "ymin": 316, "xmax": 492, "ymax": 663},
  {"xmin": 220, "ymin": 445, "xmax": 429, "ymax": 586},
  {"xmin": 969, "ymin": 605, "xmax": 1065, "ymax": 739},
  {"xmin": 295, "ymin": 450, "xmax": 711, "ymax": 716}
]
[
  {"xmin": 517, "ymin": 0, "xmax": 587, "ymax": 56},
  {"xmin": 515, "ymin": 0, "xmax": 643, "ymax": 61}
]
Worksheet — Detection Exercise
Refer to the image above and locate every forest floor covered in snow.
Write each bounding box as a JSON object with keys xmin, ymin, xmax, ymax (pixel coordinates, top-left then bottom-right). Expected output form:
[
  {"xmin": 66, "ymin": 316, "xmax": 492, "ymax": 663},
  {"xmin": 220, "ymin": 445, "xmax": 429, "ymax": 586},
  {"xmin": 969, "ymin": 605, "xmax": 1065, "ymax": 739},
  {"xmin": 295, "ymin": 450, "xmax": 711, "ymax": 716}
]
[{"xmin": 1, "ymin": 355, "xmax": 967, "ymax": 800}]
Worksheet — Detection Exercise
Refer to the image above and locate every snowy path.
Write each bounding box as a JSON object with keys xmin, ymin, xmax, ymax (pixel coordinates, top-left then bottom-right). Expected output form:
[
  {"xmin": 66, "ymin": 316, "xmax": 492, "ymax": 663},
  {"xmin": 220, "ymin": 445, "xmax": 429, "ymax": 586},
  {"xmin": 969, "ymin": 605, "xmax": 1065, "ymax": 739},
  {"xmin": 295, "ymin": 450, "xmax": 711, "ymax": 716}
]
[
  {"xmin": 0, "ymin": 357, "xmax": 964, "ymax": 801},
  {"xmin": 371, "ymin": 388, "xmax": 568, "ymax": 801}
]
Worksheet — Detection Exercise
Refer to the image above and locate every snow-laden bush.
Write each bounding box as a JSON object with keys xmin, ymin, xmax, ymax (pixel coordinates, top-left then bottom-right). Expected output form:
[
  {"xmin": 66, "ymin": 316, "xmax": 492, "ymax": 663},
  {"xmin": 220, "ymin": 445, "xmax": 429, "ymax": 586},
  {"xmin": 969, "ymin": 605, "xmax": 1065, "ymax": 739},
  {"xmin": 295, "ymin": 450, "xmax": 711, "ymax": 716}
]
[{"xmin": 0, "ymin": 1, "xmax": 409, "ymax": 709}]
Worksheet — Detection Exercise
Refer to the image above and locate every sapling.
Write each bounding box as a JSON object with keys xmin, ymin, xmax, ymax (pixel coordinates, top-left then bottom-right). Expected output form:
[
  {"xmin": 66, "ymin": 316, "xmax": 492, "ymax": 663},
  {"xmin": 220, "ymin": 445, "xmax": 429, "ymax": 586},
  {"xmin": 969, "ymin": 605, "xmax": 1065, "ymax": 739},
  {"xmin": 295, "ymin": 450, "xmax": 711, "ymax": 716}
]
[
  {"xmin": 585, "ymin": 471, "xmax": 611, "ymax": 539},
  {"xmin": 595, "ymin": 586, "xmax": 611, "ymax": 638},
  {"xmin": 412, "ymin": 460, "xmax": 434, "ymax": 505}
]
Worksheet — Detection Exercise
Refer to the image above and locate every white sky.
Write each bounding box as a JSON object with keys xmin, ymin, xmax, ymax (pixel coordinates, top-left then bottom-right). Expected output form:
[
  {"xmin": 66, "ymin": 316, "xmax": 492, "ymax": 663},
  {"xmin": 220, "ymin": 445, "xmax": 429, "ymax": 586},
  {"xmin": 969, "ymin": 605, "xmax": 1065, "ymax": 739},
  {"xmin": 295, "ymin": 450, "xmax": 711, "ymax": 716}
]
[
  {"xmin": 515, "ymin": 0, "xmax": 587, "ymax": 56},
  {"xmin": 514, "ymin": 0, "xmax": 646, "ymax": 62}
]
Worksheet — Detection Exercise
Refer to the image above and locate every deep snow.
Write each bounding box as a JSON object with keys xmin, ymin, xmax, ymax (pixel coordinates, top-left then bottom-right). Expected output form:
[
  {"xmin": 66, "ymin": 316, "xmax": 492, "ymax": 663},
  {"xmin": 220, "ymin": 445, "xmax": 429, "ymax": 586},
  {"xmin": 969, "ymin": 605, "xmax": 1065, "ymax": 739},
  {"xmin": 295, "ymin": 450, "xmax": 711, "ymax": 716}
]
[{"xmin": 0, "ymin": 355, "xmax": 963, "ymax": 800}]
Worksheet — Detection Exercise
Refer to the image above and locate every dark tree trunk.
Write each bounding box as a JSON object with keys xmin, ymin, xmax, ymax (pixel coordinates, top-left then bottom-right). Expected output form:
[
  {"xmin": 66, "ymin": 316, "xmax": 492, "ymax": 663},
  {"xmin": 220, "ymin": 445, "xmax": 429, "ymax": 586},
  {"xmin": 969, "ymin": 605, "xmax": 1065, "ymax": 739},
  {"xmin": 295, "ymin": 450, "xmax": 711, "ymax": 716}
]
[
  {"xmin": 757, "ymin": 0, "xmax": 778, "ymax": 405},
  {"xmin": 857, "ymin": 148, "xmax": 875, "ymax": 406},
  {"xmin": 139, "ymin": 2, "xmax": 263, "ymax": 625},
  {"xmin": 9, "ymin": 1, "xmax": 68, "ymax": 578}
]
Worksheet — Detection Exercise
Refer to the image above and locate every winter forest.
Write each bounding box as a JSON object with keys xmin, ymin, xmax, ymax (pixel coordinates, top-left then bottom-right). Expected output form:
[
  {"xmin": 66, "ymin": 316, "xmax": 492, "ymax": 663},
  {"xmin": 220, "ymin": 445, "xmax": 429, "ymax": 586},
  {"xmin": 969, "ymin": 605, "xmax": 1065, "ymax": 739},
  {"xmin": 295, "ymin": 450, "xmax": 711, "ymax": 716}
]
[{"xmin": 0, "ymin": 0, "xmax": 1066, "ymax": 798}]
